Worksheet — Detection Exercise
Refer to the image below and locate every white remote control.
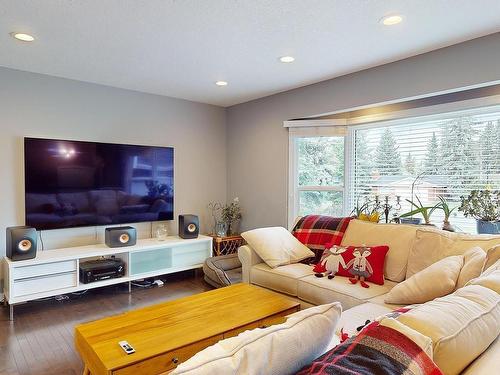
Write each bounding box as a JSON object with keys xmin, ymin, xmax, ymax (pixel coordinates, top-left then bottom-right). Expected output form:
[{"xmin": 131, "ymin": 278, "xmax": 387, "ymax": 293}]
[{"xmin": 119, "ymin": 340, "xmax": 135, "ymax": 355}]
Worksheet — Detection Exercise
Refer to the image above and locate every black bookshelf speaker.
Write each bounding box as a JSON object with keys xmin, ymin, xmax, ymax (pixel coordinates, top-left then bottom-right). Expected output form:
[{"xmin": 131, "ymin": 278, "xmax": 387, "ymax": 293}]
[
  {"xmin": 6, "ymin": 226, "xmax": 37, "ymax": 261},
  {"xmin": 105, "ymin": 226, "xmax": 137, "ymax": 248},
  {"xmin": 179, "ymin": 215, "xmax": 199, "ymax": 239}
]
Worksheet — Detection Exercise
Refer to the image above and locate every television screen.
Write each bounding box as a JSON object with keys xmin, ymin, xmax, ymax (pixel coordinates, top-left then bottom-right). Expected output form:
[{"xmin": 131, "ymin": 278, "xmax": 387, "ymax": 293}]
[{"xmin": 24, "ymin": 138, "xmax": 174, "ymax": 230}]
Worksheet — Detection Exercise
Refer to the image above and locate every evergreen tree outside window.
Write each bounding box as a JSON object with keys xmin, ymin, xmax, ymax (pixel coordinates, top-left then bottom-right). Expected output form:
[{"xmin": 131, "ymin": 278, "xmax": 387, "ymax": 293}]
[
  {"xmin": 290, "ymin": 134, "xmax": 345, "ymax": 220},
  {"xmin": 423, "ymin": 132, "xmax": 440, "ymax": 175},
  {"xmin": 375, "ymin": 128, "xmax": 402, "ymax": 175},
  {"xmin": 351, "ymin": 111, "xmax": 500, "ymax": 233}
]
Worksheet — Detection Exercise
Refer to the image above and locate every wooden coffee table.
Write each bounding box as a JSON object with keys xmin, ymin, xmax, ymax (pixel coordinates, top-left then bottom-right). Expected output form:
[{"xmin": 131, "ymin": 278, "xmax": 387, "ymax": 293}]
[{"xmin": 75, "ymin": 284, "xmax": 300, "ymax": 375}]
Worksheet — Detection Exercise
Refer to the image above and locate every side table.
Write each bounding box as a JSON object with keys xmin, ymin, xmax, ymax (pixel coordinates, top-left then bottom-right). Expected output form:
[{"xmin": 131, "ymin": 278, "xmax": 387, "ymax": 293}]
[{"xmin": 208, "ymin": 234, "xmax": 245, "ymax": 256}]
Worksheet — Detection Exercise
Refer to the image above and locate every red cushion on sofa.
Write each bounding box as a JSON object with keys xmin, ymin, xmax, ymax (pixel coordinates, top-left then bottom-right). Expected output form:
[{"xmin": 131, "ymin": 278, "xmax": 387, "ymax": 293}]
[
  {"xmin": 337, "ymin": 245, "xmax": 389, "ymax": 285},
  {"xmin": 292, "ymin": 215, "xmax": 353, "ymax": 263},
  {"xmin": 316, "ymin": 245, "xmax": 389, "ymax": 285}
]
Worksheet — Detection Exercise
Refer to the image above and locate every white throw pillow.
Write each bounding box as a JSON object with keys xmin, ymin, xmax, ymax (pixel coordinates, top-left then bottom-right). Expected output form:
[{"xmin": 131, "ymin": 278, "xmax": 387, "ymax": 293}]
[
  {"xmin": 456, "ymin": 247, "xmax": 486, "ymax": 289},
  {"xmin": 241, "ymin": 227, "xmax": 314, "ymax": 268},
  {"xmin": 385, "ymin": 255, "xmax": 463, "ymax": 305},
  {"xmin": 171, "ymin": 302, "xmax": 342, "ymax": 375},
  {"xmin": 407, "ymin": 228, "xmax": 499, "ymax": 278},
  {"xmin": 340, "ymin": 219, "xmax": 418, "ymax": 282},
  {"xmin": 397, "ymin": 285, "xmax": 500, "ymax": 375}
]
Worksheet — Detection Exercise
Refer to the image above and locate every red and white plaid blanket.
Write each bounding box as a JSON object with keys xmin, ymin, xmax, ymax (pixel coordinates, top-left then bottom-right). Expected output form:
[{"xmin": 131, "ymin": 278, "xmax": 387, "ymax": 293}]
[
  {"xmin": 296, "ymin": 321, "xmax": 442, "ymax": 375},
  {"xmin": 292, "ymin": 215, "xmax": 353, "ymax": 263}
]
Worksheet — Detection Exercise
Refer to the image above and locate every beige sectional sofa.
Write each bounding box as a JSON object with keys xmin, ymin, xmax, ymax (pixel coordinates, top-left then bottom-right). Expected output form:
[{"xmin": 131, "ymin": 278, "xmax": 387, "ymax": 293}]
[{"xmin": 238, "ymin": 219, "xmax": 500, "ymax": 374}]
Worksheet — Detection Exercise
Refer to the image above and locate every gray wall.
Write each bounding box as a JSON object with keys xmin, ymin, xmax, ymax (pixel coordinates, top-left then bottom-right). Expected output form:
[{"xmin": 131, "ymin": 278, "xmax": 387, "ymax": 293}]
[
  {"xmin": 0, "ymin": 67, "xmax": 226, "ymax": 262},
  {"xmin": 226, "ymin": 33, "xmax": 500, "ymax": 231}
]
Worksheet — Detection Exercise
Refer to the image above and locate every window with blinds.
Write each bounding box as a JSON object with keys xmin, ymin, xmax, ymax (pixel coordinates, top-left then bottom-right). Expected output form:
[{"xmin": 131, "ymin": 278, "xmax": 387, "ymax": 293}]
[{"xmin": 351, "ymin": 109, "xmax": 500, "ymax": 233}]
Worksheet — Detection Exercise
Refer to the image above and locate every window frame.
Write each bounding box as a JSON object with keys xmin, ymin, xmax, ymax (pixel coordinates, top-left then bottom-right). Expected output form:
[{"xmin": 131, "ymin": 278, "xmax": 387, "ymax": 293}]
[
  {"xmin": 287, "ymin": 99, "xmax": 500, "ymax": 231},
  {"xmin": 287, "ymin": 125, "xmax": 350, "ymax": 228}
]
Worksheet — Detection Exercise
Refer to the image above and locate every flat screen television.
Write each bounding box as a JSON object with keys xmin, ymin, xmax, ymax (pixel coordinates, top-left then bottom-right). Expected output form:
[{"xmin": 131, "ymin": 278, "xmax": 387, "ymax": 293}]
[{"xmin": 24, "ymin": 137, "xmax": 174, "ymax": 230}]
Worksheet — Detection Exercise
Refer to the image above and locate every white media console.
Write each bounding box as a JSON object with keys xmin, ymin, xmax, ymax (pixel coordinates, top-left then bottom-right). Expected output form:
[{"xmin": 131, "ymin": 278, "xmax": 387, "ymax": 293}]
[{"xmin": 2, "ymin": 235, "xmax": 212, "ymax": 320}]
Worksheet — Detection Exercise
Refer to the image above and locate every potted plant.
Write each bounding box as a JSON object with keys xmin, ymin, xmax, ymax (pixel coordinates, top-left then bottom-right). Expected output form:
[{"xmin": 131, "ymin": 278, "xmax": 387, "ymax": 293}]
[
  {"xmin": 208, "ymin": 202, "xmax": 226, "ymax": 236},
  {"xmin": 437, "ymin": 196, "xmax": 457, "ymax": 232},
  {"xmin": 221, "ymin": 197, "xmax": 242, "ymax": 236},
  {"xmin": 351, "ymin": 197, "xmax": 380, "ymax": 223},
  {"xmin": 398, "ymin": 196, "xmax": 440, "ymax": 226},
  {"xmin": 459, "ymin": 190, "xmax": 500, "ymax": 234},
  {"xmin": 399, "ymin": 172, "xmax": 425, "ymax": 225}
]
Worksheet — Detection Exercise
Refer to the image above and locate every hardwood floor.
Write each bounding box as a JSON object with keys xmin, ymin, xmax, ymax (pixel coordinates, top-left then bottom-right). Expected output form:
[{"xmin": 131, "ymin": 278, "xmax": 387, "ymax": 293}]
[{"xmin": 0, "ymin": 272, "xmax": 211, "ymax": 375}]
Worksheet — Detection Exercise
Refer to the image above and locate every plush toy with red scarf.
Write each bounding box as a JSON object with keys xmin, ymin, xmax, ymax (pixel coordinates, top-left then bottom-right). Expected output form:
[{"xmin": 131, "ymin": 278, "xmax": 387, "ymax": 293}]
[{"xmin": 313, "ymin": 243, "xmax": 348, "ymax": 279}]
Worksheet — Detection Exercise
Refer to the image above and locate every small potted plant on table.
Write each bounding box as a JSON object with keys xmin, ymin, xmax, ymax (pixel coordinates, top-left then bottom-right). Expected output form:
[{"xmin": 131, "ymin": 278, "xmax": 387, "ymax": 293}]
[
  {"xmin": 221, "ymin": 197, "xmax": 242, "ymax": 236},
  {"xmin": 459, "ymin": 190, "xmax": 500, "ymax": 234}
]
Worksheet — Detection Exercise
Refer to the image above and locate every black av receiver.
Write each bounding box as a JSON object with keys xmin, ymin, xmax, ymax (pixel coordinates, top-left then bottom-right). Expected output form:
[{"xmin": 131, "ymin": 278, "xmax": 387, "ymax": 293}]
[{"xmin": 79, "ymin": 258, "xmax": 125, "ymax": 284}]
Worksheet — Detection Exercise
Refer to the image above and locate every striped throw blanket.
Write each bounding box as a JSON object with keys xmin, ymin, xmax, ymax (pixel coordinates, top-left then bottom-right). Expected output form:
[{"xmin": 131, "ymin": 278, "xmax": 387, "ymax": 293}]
[{"xmin": 296, "ymin": 322, "xmax": 442, "ymax": 375}]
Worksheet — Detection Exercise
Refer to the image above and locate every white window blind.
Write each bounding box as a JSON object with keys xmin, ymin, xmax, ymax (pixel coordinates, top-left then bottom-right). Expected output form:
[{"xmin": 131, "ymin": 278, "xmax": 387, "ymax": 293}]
[{"xmin": 350, "ymin": 109, "xmax": 500, "ymax": 233}]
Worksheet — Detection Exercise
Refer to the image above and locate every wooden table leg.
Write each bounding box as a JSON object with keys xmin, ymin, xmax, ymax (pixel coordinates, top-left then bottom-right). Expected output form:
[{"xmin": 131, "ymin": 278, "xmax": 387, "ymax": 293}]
[{"xmin": 83, "ymin": 364, "xmax": 91, "ymax": 375}]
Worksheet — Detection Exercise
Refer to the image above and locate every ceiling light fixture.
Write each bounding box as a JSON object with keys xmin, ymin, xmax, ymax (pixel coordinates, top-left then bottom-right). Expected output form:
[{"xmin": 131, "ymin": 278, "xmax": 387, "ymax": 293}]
[
  {"xmin": 279, "ymin": 56, "xmax": 295, "ymax": 63},
  {"xmin": 11, "ymin": 32, "xmax": 35, "ymax": 42},
  {"xmin": 380, "ymin": 14, "xmax": 403, "ymax": 26},
  {"xmin": 215, "ymin": 81, "xmax": 228, "ymax": 86}
]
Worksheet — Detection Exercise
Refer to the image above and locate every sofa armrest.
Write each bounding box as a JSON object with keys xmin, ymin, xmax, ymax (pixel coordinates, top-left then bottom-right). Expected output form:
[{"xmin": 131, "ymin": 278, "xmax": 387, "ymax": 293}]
[{"xmin": 237, "ymin": 245, "xmax": 264, "ymax": 283}]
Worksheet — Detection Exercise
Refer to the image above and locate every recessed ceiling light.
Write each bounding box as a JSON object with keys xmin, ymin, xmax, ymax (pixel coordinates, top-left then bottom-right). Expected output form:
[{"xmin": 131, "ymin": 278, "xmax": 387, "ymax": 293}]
[
  {"xmin": 215, "ymin": 81, "xmax": 228, "ymax": 86},
  {"xmin": 380, "ymin": 14, "xmax": 403, "ymax": 26},
  {"xmin": 279, "ymin": 56, "xmax": 295, "ymax": 63},
  {"xmin": 11, "ymin": 32, "xmax": 35, "ymax": 42}
]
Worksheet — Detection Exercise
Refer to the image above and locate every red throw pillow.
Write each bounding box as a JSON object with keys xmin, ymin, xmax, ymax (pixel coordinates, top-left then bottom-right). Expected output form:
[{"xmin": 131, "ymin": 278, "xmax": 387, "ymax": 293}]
[
  {"xmin": 336, "ymin": 245, "xmax": 389, "ymax": 285},
  {"xmin": 314, "ymin": 244, "xmax": 389, "ymax": 285}
]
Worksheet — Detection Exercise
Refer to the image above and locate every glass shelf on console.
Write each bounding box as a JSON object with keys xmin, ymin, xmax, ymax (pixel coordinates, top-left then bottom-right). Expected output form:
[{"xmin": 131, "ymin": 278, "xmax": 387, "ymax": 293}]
[
  {"xmin": 171, "ymin": 242, "xmax": 211, "ymax": 268},
  {"xmin": 129, "ymin": 247, "xmax": 172, "ymax": 276}
]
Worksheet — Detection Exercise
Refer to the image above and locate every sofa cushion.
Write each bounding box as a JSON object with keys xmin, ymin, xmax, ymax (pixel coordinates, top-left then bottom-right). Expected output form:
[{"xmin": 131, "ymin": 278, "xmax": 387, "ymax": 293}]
[
  {"xmin": 250, "ymin": 263, "xmax": 313, "ymax": 296},
  {"xmin": 297, "ymin": 275, "xmax": 397, "ymax": 310},
  {"xmin": 379, "ymin": 317, "xmax": 434, "ymax": 358},
  {"xmin": 480, "ymin": 258, "xmax": 500, "ymax": 275},
  {"xmin": 484, "ymin": 244, "xmax": 500, "ymax": 271},
  {"xmin": 456, "ymin": 246, "xmax": 486, "ymax": 289},
  {"xmin": 466, "ymin": 259, "xmax": 500, "ymax": 294},
  {"xmin": 171, "ymin": 302, "xmax": 342, "ymax": 375},
  {"xmin": 397, "ymin": 285, "xmax": 500, "ymax": 375},
  {"xmin": 460, "ymin": 337, "xmax": 499, "ymax": 375},
  {"xmin": 385, "ymin": 255, "xmax": 463, "ymax": 305},
  {"xmin": 367, "ymin": 293, "xmax": 407, "ymax": 310},
  {"xmin": 340, "ymin": 219, "xmax": 417, "ymax": 282},
  {"xmin": 336, "ymin": 302, "xmax": 393, "ymax": 337},
  {"xmin": 242, "ymin": 227, "xmax": 314, "ymax": 268},
  {"xmin": 407, "ymin": 227, "xmax": 499, "ymax": 278},
  {"xmin": 467, "ymin": 270, "xmax": 500, "ymax": 294}
]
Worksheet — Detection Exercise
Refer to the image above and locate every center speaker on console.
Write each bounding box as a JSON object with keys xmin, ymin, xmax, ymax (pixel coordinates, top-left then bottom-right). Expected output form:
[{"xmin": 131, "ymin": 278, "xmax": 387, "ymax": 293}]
[
  {"xmin": 105, "ymin": 226, "xmax": 137, "ymax": 248},
  {"xmin": 6, "ymin": 226, "xmax": 38, "ymax": 261},
  {"xmin": 179, "ymin": 215, "xmax": 199, "ymax": 239}
]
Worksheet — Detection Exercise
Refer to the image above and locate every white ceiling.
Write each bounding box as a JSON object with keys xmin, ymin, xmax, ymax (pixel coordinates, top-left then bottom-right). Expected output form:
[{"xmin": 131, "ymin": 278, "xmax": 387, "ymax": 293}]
[{"xmin": 1, "ymin": 1, "xmax": 500, "ymax": 107}]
